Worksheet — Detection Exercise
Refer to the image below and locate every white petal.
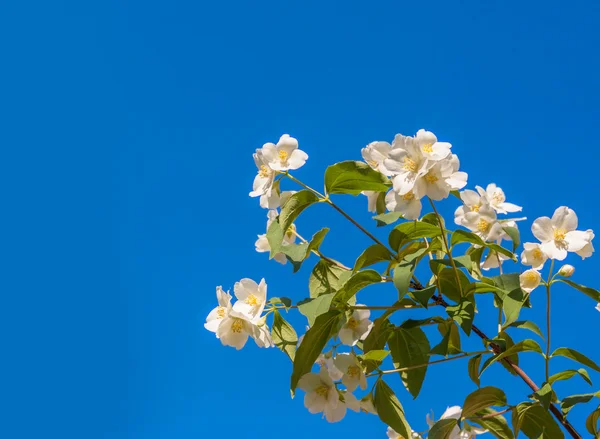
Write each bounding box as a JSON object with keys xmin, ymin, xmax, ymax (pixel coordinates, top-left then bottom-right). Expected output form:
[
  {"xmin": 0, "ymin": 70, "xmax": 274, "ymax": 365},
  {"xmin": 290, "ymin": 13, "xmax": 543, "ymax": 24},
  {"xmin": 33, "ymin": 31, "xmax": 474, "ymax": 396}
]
[
  {"xmin": 552, "ymin": 206, "xmax": 578, "ymax": 231},
  {"xmin": 531, "ymin": 217, "xmax": 553, "ymax": 242}
]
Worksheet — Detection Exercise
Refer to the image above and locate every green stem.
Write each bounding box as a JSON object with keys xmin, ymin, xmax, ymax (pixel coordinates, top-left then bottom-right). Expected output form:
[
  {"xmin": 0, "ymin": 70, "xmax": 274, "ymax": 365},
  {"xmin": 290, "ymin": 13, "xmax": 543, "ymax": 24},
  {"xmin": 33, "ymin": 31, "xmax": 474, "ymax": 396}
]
[
  {"xmin": 545, "ymin": 259, "xmax": 555, "ymax": 382},
  {"xmin": 284, "ymin": 172, "xmax": 326, "ymax": 198},
  {"xmin": 429, "ymin": 199, "xmax": 463, "ymax": 297}
]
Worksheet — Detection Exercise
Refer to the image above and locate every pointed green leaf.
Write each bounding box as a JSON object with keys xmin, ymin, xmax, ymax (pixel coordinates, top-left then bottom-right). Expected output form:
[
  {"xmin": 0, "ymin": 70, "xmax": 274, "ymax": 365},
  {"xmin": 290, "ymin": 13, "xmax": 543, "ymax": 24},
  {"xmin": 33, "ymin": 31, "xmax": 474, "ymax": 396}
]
[
  {"xmin": 451, "ymin": 229, "xmax": 485, "ymax": 247},
  {"xmin": 268, "ymin": 297, "xmax": 292, "ymax": 311},
  {"xmin": 502, "ymin": 226, "xmax": 520, "ymax": 253},
  {"xmin": 512, "ymin": 403, "xmax": 564, "ymax": 439},
  {"xmin": 431, "ymin": 321, "xmax": 462, "ymax": 357},
  {"xmin": 555, "ymin": 279, "xmax": 600, "ymax": 302},
  {"xmin": 437, "ymin": 267, "xmax": 470, "ymax": 302},
  {"xmin": 272, "ymin": 309, "xmax": 298, "ymax": 361},
  {"xmin": 410, "ymin": 284, "xmax": 437, "ymax": 308},
  {"xmin": 373, "ymin": 211, "xmax": 404, "ymax": 227},
  {"xmin": 468, "ymin": 408, "xmax": 514, "ymax": 439},
  {"xmin": 333, "ymin": 269, "xmax": 382, "ymax": 305},
  {"xmin": 354, "ymin": 244, "xmax": 393, "ymax": 272},
  {"xmin": 502, "ymin": 287, "xmax": 528, "ymax": 327},
  {"xmin": 393, "ymin": 261, "xmax": 416, "ymax": 301},
  {"xmin": 389, "ymin": 327, "xmax": 430, "ymax": 398},
  {"xmin": 468, "ymin": 354, "xmax": 483, "ymax": 387},
  {"xmin": 279, "ymin": 190, "xmax": 320, "ymax": 232},
  {"xmin": 480, "ymin": 340, "xmax": 543, "ymax": 376},
  {"xmin": 297, "ymin": 293, "xmax": 335, "ymax": 326},
  {"xmin": 309, "ymin": 259, "xmax": 352, "ymax": 298},
  {"xmin": 561, "ymin": 392, "xmax": 600, "ymax": 416},
  {"xmin": 374, "ymin": 380, "xmax": 412, "ymax": 439},
  {"xmin": 586, "ymin": 405, "xmax": 600, "ymax": 436},
  {"xmin": 530, "ymin": 383, "xmax": 555, "ymax": 410},
  {"xmin": 447, "ymin": 299, "xmax": 475, "ymax": 335},
  {"xmin": 306, "ymin": 228, "xmax": 329, "ymax": 254},
  {"xmin": 552, "ymin": 347, "xmax": 600, "ymax": 373},
  {"xmin": 462, "ymin": 386, "xmax": 508, "ymax": 418},
  {"xmin": 266, "ymin": 218, "xmax": 284, "ymax": 258},
  {"xmin": 504, "ymin": 320, "xmax": 544, "ymax": 340},
  {"xmin": 358, "ymin": 349, "xmax": 390, "ymax": 372},
  {"xmin": 428, "ymin": 418, "xmax": 459, "ymax": 439},
  {"xmin": 548, "ymin": 369, "xmax": 593, "ymax": 386},
  {"xmin": 389, "ymin": 221, "xmax": 443, "ymax": 252},
  {"xmin": 325, "ymin": 161, "xmax": 390, "ymax": 195}
]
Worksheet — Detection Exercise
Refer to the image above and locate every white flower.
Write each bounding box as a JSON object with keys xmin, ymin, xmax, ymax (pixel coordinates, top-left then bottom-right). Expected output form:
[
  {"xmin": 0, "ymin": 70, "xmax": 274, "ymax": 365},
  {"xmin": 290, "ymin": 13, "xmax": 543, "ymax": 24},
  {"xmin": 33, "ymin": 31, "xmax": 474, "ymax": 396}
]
[
  {"xmin": 297, "ymin": 368, "xmax": 343, "ymax": 422},
  {"xmin": 333, "ymin": 353, "xmax": 367, "ymax": 392},
  {"xmin": 576, "ymin": 229, "xmax": 595, "ymax": 260},
  {"xmin": 477, "ymin": 184, "xmax": 522, "ymax": 214},
  {"xmin": 204, "ymin": 286, "xmax": 232, "ymax": 335},
  {"xmin": 232, "ymin": 278, "xmax": 267, "ymax": 320},
  {"xmin": 521, "ymin": 242, "xmax": 548, "ymax": 270},
  {"xmin": 338, "ymin": 307, "xmax": 373, "ymax": 346},
  {"xmin": 557, "ymin": 264, "xmax": 575, "ymax": 277},
  {"xmin": 460, "ymin": 205, "xmax": 504, "ymax": 242},
  {"xmin": 384, "ymin": 134, "xmax": 430, "ymax": 195},
  {"xmin": 454, "ymin": 189, "xmax": 490, "ymax": 226},
  {"xmin": 426, "ymin": 406, "xmax": 487, "ymax": 439},
  {"xmin": 520, "ymin": 269, "xmax": 541, "ymax": 293},
  {"xmin": 481, "ymin": 251, "xmax": 511, "ymax": 271},
  {"xmin": 386, "ymin": 427, "xmax": 422, "ymax": 439},
  {"xmin": 414, "ymin": 129, "xmax": 452, "ymax": 162},
  {"xmin": 217, "ymin": 309, "xmax": 273, "ymax": 350},
  {"xmin": 260, "ymin": 134, "xmax": 308, "ymax": 172},
  {"xmin": 249, "ymin": 150, "xmax": 280, "ymax": 209},
  {"xmin": 361, "ymin": 191, "xmax": 380, "ymax": 213},
  {"xmin": 315, "ymin": 353, "xmax": 344, "ymax": 381},
  {"xmin": 255, "ymin": 210, "xmax": 296, "ymax": 265},
  {"xmin": 362, "ymin": 141, "xmax": 393, "ymax": 176},
  {"xmin": 532, "ymin": 207, "xmax": 591, "ymax": 261},
  {"xmin": 359, "ymin": 394, "xmax": 377, "ymax": 415},
  {"xmin": 385, "ymin": 190, "xmax": 422, "ymax": 220},
  {"xmin": 413, "ymin": 154, "xmax": 468, "ymax": 201}
]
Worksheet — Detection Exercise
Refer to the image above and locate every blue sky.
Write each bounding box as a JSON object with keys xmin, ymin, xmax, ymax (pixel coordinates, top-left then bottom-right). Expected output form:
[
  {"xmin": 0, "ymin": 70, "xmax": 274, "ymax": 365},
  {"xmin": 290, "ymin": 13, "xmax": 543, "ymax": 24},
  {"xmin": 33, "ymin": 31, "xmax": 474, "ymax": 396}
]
[{"xmin": 2, "ymin": 1, "xmax": 600, "ymax": 438}]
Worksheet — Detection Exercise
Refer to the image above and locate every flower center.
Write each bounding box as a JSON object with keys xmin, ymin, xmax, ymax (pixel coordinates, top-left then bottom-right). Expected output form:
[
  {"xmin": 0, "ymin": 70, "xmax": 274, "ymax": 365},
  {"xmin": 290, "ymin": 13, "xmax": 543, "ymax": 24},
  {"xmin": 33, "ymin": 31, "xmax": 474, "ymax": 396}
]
[
  {"xmin": 402, "ymin": 157, "xmax": 418, "ymax": 173},
  {"xmin": 532, "ymin": 248, "xmax": 543, "ymax": 260},
  {"xmin": 492, "ymin": 192, "xmax": 504, "ymax": 204},
  {"xmin": 231, "ymin": 318, "xmax": 244, "ymax": 333},
  {"xmin": 278, "ymin": 150, "xmax": 288, "ymax": 162},
  {"xmin": 471, "ymin": 204, "xmax": 480, "ymax": 212},
  {"xmin": 246, "ymin": 294, "xmax": 260, "ymax": 307},
  {"xmin": 258, "ymin": 165, "xmax": 270, "ymax": 178},
  {"xmin": 216, "ymin": 307, "xmax": 226, "ymax": 318},
  {"xmin": 286, "ymin": 224, "xmax": 296, "ymax": 239},
  {"xmin": 402, "ymin": 192, "xmax": 415, "ymax": 201},
  {"xmin": 553, "ymin": 228, "xmax": 566, "ymax": 241},
  {"xmin": 367, "ymin": 159, "xmax": 378, "ymax": 168},
  {"xmin": 315, "ymin": 385, "xmax": 329, "ymax": 397},
  {"xmin": 477, "ymin": 219, "xmax": 491, "ymax": 233},
  {"xmin": 347, "ymin": 317, "xmax": 359, "ymax": 329},
  {"xmin": 425, "ymin": 173, "xmax": 439, "ymax": 184},
  {"xmin": 422, "ymin": 143, "xmax": 433, "ymax": 153},
  {"xmin": 347, "ymin": 365, "xmax": 361, "ymax": 378},
  {"xmin": 524, "ymin": 272, "xmax": 538, "ymax": 282}
]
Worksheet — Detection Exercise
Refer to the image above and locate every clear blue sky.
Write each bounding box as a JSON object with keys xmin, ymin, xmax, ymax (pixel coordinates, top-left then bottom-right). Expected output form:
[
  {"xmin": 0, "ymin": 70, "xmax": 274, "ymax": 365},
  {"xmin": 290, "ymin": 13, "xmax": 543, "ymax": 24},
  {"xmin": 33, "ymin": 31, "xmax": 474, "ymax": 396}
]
[{"xmin": 1, "ymin": 1, "xmax": 599, "ymax": 438}]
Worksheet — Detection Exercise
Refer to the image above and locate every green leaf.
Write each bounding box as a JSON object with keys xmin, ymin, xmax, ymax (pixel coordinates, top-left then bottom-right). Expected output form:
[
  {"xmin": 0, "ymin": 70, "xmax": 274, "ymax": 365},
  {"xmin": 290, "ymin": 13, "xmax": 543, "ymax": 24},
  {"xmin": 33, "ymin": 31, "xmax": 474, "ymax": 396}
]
[
  {"xmin": 362, "ymin": 316, "xmax": 393, "ymax": 354},
  {"xmin": 373, "ymin": 211, "xmax": 404, "ymax": 227},
  {"xmin": 374, "ymin": 380, "xmax": 412, "ymax": 439},
  {"xmin": 410, "ymin": 285, "xmax": 437, "ymax": 308},
  {"xmin": 586, "ymin": 405, "xmax": 600, "ymax": 436},
  {"xmin": 268, "ymin": 297, "xmax": 293, "ymax": 311},
  {"xmin": 388, "ymin": 327, "xmax": 430, "ymax": 398},
  {"xmin": 530, "ymin": 383, "xmax": 555, "ymax": 410},
  {"xmin": 282, "ymin": 242, "xmax": 310, "ymax": 272},
  {"xmin": 279, "ymin": 190, "xmax": 320, "ymax": 233},
  {"xmin": 512, "ymin": 403, "xmax": 564, "ymax": 439},
  {"xmin": 468, "ymin": 408, "xmax": 514, "ymax": 439},
  {"xmin": 306, "ymin": 228, "xmax": 329, "ymax": 254},
  {"xmin": 354, "ymin": 244, "xmax": 393, "ymax": 272},
  {"xmin": 398, "ymin": 316, "xmax": 445, "ymax": 329},
  {"xmin": 437, "ymin": 267, "xmax": 470, "ymax": 302},
  {"xmin": 502, "ymin": 287, "xmax": 528, "ymax": 327},
  {"xmin": 358, "ymin": 350, "xmax": 390, "ymax": 371},
  {"xmin": 393, "ymin": 261, "xmax": 417, "ymax": 302},
  {"xmin": 561, "ymin": 392, "xmax": 599, "ymax": 416},
  {"xmin": 486, "ymin": 243, "xmax": 516, "ymax": 261},
  {"xmin": 503, "ymin": 226, "xmax": 520, "ymax": 253},
  {"xmin": 555, "ymin": 279, "xmax": 600, "ymax": 302},
  {"xmin": 266, "ymin": 218, "xmax": 284, "ymax": 258},
  {"xmin": 480, "ymin": 340, "xmax": 543, "ymax": 376},
  {"xmin": 551, "ymin": 347, "xmax": 600, "ymax": 373},
  {"xmin": 332, "ymin": 269, "xmax": 382, "ymax": 305},
  {"xmin": 468, "ymin": 354, "xmax": 483, "ymax": 387},
  {"xmin": 309, "ymin": 259, "xmax": 352, "ymax": 298},
  {"xmin": 451, "ymin": 229, "xmax": 485, "ymax": 247},
  {"xmin": 290, "ymin": 310, "xmax": 343, "ymax": 393},
  {"xmin": 491, "ymin": 273, "xmax": 522, "ymax": 293},
  {"xmin": 297, "ymin": 293, "xmax": 335, "ymax": 326},
  {"xmin": 548, "ymin": 369, "xmax": 593, "ymax": 386},
  {"xmin": 271, "ymin": 309, "xmax": 298, "ymax": 361},
  {"xmin": 376, "ymin": 191, "xmax": 387, "ymax": 215},
  {"xmin": 389, "ymin": 221, "xmax": 443, "ymax": 252},
  {"xmin": 324, "ymin": 161, "xmax": 390, "ymax": 195},
  {"xmin": 504, "ymin": 320, "xmax": 545, "ymax": 340},
  {"xmin": 431, "ymin": 321, "xmax": 462, "ymax": 357},
  {"xmin": 446, "ymin": 298, "xmax": 475, "ymax": 335},
  {"xmin": 462, "ymin": 386, "xmax": 508, "ymax": 418},
  {"xmin": 428, "ymin": 418, "xmax": 459, "ymax": 439}
]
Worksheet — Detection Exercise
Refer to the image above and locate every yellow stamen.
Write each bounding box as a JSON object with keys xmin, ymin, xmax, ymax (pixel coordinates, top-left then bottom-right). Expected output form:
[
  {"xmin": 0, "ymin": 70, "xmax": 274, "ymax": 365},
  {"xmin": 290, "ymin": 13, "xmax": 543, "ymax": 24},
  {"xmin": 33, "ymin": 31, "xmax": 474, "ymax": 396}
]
[
  {"xmin": 422, "ymin": 143, "xmax": 433, "ymax": 153},
  {"xmin": 347, "ymin": 317, "xmax": 359, "ymax": 329},
  {"xmin": 402, "ymin": 157, "xmax": 418, "ymax": 173},
  {"xmin": 278, "ymin": 150, "xmax": 288, "ymax": 162},
  {"xmin": 367, "ymin": 160, "xmax": 378, "ymax": 168},
  {"xmin": 231, "ymin": 318, "xmax": 244, "ymax": 333},
  {"xmin": 315, "ymin": 385, "xmax": 329, "ymax": 397},
  {"xmin": 477, "ymin": 219, "xmax": 491, "ymax": 233},
  {"xmin": 425, "ymin": 173, "xmax": 438, "ymax": 184},
  {"xmin": 471, "ymin": 204, "xmax": 480, "ymax": 212},
  {"xmin": 216, "ymin": 307, "xmax": 226, "ymax": 318},
  {"xmin": 553, "ymin": 228, "xmax": 566, "ymax": 241},
  {"xmin": 347, "ymin": 365, "xmax": 361, "ymax": 378},
  {"xmin": 532, "ymin": 248, "xmax": 543, "ymax": 260},
  {"xmin": 402, "ymin": 192, "xmax": 415, "ymax": 201},
  {"xmin": 492, "ymin": 192, "xmax": 504, "ymax": 204},
  {"xmin": 246, "ymin": 294, "xmax": 260, "ymax": 307},
  {"xmin": 258, "ymin": 165, "xmax": 270, "ymax": 178},
  {"xmin": 524, "ymin": 272, "xmax": 538, "ymax": 282}
]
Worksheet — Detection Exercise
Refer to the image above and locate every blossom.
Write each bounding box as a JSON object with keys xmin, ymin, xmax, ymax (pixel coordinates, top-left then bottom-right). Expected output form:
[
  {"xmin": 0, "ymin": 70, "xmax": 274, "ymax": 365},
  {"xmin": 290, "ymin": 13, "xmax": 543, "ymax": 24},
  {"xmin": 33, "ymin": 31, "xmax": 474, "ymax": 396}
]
[
  {"xmin": 260, "ymin": 134, "xmax": 308, "ymax": 171},
  {"xmin": 426, "ymin": 406, "xmax": 487, "ymax": 439},
  {"xmin": 454, "ymin": 189, "xmax": 491, "ymax": 226},
  {"xmin": 481, "ymin": 251, "xmax": 511, "ymax": 271},
  {"xmin": 384, "ymin": 134, "xmax": 430, "ymax": 195},
  {"xmin": 359, "ymin": 394, "xmax": 377, "ymax": 415},
  {"xmin": 532, "ymin": 207, "xmax": 591, "ymax": 261},
  {"xmin": 386, "ymin": 427, "xmax": 422, "ymax": 439},
  {"xmin": 576, "ymin": 229, "xmax": 595, "ymax": 259},
  {"xmin": 414, "ymin": 129, "xmax": 452, "ymax": 162},
  {"xmin": 255, "ymin": 210, "xmax": 296, "ymax": 264},
  {"xmin": 521, "ymin": 242, "xmax": 548, "ymax": 270},
  {"xmin": 333, "ymin": 353, "xmax": 367, "ymax": 392},
  {"xmin": 316, "ymin": 353, "xmax": 344, "ymax": 381},
  {"xmin": 249, "ymin": 150, "xmax": 280, "ymax": 209},
  {"xmin": 520, "ymin": 269, "xmax": 541, "ymax": 293},
  {"xmin": 338, "ymin": 307, "xmax": 373, "ymax": 346},
  {"xmin": 413, "ymin": 154, "xmax": 468, "ymax": 201},
  {"xmin": 361, "ymin": 191, "xmax": 380, "ymax": 213},
  {"xmin": 297, "ymin": 368, "xmax": 344, "ymax": 422},
  {"xmin": 362, "ymin": 141, "xmax": 393, "ymax": 176},
  {"xmin": 460, "ymin": 205, "xmax": 504, "ymax": 242},
  {"xmin": 477, "ymin": 184, "xmax": 522, "ymax": 214},
  {"xmin": 232, "ymin": 278, "xmax": 268, "ymax": 320},
  {"xmin": 204, "ymin": 286, "xmax": 232, "ymax": 334},
  {"xmin": 217, "ymin": 309, "xmax": 273, "ymax": 350},
  {"xmin": 557, "ymin": 264, "xmax": 575, "ymax": 277},
  {"xmin": 385, "ymin": 189, "xmax": 422, "ymax": 220}
]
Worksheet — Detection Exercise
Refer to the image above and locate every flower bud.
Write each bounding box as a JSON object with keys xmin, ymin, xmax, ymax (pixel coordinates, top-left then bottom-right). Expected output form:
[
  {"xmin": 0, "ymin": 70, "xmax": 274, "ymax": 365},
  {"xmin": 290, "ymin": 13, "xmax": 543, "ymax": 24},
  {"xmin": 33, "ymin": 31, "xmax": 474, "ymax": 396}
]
[{"xmin": 558, "ymin": 264, "xmax": 575, "ymax": 277}]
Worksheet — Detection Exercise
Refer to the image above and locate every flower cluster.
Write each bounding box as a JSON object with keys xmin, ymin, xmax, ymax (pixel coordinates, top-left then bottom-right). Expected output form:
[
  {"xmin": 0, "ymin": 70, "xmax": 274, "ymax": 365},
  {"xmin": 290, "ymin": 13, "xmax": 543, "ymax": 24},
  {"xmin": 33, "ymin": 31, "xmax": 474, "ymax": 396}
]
[{"xmin": 204, "ymin": 279, "xmax": 273, "ymax": 350}]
